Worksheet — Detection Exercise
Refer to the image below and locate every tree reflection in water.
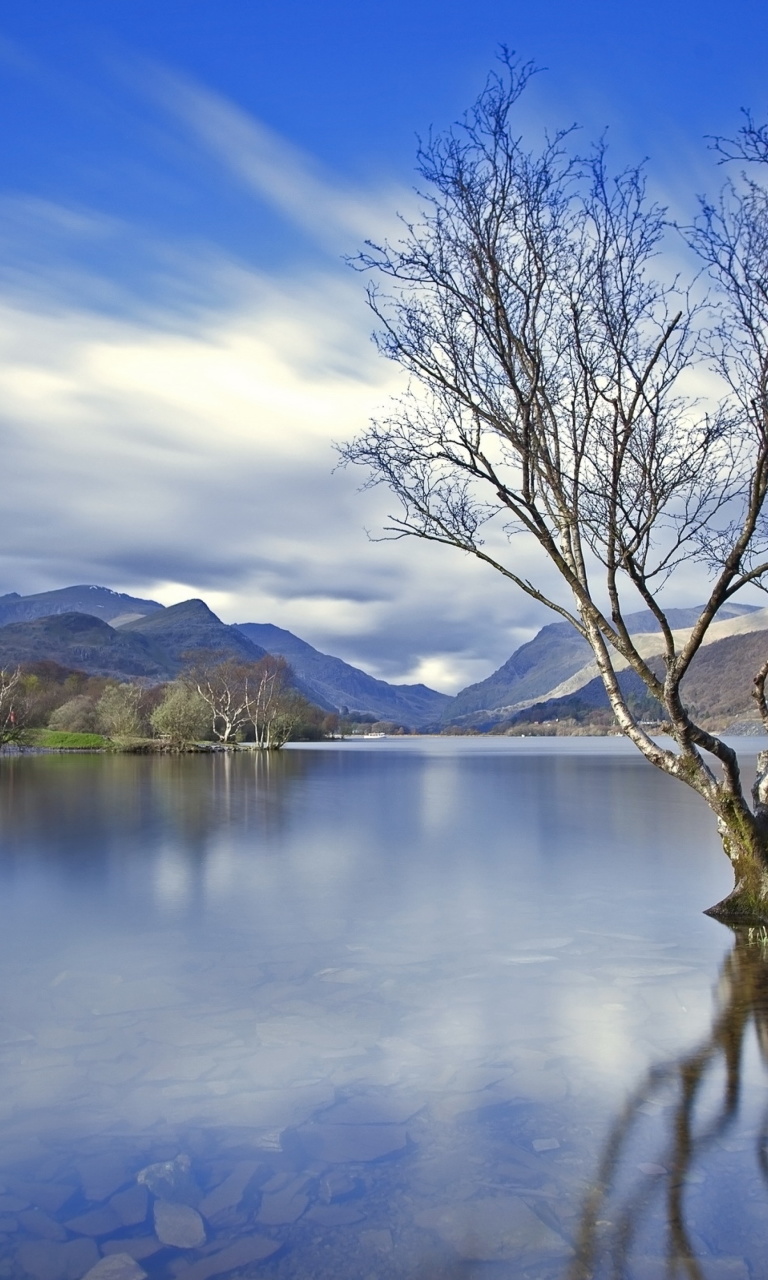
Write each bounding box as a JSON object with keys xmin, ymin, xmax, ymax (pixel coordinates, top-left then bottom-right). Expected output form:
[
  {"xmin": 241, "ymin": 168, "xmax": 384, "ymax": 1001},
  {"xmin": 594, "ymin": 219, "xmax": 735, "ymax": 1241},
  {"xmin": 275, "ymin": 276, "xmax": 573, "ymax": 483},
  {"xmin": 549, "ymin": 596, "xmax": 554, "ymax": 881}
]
[{"xmin": 570, "ymin": 927, "xmax": 768, "ymax": 1279}]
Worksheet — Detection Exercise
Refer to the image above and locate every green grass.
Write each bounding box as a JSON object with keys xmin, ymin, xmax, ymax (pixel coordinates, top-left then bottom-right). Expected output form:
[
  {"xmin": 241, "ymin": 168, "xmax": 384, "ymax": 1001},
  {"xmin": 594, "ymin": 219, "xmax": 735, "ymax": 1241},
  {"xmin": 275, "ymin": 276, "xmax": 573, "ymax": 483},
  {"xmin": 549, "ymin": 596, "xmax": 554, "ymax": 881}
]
[{"xmin": 27, "ymin": 729, "xmax": 108, "ymax": 749}]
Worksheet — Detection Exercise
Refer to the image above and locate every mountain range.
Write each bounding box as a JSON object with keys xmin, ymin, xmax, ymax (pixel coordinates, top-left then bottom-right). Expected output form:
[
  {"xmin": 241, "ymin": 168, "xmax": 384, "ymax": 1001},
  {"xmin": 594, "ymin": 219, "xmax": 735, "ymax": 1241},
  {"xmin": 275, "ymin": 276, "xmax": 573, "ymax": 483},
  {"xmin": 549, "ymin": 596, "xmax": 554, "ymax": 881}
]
[
  {"xmin": 1, "ymin": 584, "xmax": 766, "ymax": 730},
  {"xmin": 0, "ymin": 587, "xmax": 449, "ymax": 727}
]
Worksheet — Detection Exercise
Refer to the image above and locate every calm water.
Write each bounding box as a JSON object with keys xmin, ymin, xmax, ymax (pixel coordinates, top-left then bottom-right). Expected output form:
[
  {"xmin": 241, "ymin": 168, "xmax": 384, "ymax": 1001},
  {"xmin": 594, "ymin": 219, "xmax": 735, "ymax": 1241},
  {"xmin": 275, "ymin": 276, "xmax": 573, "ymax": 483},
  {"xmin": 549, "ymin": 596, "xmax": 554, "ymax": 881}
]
[{"xmin": 0, "ymin": 737, "xmax": 766, "ymax": 1280}]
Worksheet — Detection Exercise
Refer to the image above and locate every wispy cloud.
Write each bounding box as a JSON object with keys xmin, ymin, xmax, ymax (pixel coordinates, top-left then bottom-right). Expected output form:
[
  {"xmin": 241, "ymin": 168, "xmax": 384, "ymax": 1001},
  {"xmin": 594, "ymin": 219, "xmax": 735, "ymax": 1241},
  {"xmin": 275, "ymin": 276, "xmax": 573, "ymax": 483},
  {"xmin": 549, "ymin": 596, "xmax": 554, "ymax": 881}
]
[
  {"xmin": 0, "ymin": 64, "xmax": 604, "ymax": 692},
  {"xmin": 148, "ymin": 66, "xmax": 405, "ymax": 254}
]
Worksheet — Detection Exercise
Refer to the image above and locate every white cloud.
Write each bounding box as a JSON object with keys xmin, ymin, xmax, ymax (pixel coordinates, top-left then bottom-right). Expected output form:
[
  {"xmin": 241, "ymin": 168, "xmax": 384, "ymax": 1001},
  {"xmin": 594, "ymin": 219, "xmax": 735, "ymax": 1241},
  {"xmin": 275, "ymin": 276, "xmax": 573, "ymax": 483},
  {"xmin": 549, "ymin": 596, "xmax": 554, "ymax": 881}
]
[
  {"xmin": 0, "ymin": 66, "xmax": 730, "ymax": 696},
  {"xmin": 0, "ymin": 237, "xmax": 550, "ymax": 691}
]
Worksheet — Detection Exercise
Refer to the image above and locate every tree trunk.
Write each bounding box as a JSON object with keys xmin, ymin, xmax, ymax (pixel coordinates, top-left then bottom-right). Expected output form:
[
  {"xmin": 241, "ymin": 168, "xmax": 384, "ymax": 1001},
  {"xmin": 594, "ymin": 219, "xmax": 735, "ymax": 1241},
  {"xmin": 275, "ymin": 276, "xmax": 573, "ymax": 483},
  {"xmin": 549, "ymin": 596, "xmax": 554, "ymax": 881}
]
[{"xmin": 706, "ymin": 753, "xmax": 768, "ymax": 923}]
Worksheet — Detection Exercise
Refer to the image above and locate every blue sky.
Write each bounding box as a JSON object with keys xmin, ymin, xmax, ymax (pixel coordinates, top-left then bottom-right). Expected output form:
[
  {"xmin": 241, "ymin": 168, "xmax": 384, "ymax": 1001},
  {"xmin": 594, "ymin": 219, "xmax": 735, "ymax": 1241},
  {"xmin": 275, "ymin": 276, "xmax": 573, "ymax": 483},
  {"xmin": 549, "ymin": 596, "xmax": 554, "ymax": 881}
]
[{"xmin": 0, "ymin": 1, "xmax": 766, "ymax": 691}]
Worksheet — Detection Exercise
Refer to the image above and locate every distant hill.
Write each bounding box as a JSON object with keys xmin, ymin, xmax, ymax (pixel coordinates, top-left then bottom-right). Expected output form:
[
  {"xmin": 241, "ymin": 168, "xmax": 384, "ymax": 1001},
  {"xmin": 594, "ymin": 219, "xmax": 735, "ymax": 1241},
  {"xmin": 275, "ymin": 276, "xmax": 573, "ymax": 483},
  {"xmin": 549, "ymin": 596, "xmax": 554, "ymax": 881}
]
[
  {"xmin": 0, "ymin": 613, "xmax": 175, "ymax": 681},
  {"xmin": 676, "ymin": 629, "xmax": 768, "ymax": 724},
  {"xmin": 237, "ymin": 622, "xmax": 450, "ymax": 727},
  {"xmin": 0, "ymin": 586, "xmax": 163, "ymax": 628},
  {"xmin": 446, "ymin": 621, "xmax": 592, "ymax": 720},
  {"xmin": 445, "ymin": 602, "xmax": 764, "ymax": 726},
  {"xmin": 491, "ymin": 627, "xmax": 768, "ymax": 731},
  {"xmin": 0, "ymin": 600, "xmax": 273, "ymax": 685},
  {"xmin": 121, "ymin": 599, "xmax": 269, "ymax": 667},
  {"xmin": 0, "ymin": 597, "xmax": 332, "ymax": 710},
  {"xmin": 0, "ymin": 583, "xmax": 761, "ymax": 731},
  {"xmin": 122, "ymin": 602, "xmax": 331, "ymax": 709}
]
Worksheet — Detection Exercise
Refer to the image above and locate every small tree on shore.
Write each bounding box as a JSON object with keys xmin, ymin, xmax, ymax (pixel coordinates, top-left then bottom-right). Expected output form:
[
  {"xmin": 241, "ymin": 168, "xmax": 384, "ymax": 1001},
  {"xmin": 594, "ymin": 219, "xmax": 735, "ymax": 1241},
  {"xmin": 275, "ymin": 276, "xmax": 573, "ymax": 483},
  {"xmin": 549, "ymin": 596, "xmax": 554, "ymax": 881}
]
[
  {"xmin": 49, "ymin": 694, "xmax": 99, "ymax": 734},
  {"xmin": 96, "ymin": 683, "xmax": 146, "ymax": 738},
  {"xmin": 150, "ymin": 682, "xmax": 209, "ymax": 748},
  {"xmin": 341, "ymin": 58, "xmax": 768, "ymax": 924},
  {"xmin": 246, "ymin": 655, "xmax": 304, "ymax": 749}
]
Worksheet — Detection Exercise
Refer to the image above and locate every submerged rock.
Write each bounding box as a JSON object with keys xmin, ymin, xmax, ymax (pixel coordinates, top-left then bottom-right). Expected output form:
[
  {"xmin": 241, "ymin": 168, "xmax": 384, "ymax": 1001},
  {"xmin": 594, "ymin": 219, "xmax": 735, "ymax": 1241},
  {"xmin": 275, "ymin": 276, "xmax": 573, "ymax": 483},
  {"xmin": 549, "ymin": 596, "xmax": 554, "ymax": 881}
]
[
  {"xmin": 81, "ymin": 1256, "xmax": 148, "ymax": 1280},
  {"xmin": 65, "ymin": 1205, "xmax": 121, "ymax": 1237},
  {"xmin": 137, "ymin": 1154, "xmax": 200, "ymax": 1205},
  {"xmin": 175, "ymin": 1235, "xmax": 280, "ymax": 1279},
  {"xmin": 257, "ymin": 1187, "xmax": 308, "ymax": 1225},
  {"xmin": 109, "ymin": 1183, "xmax": 148, "ymax": 1227},
  {"xmin": 153, "ymin": 1199, "xmax": 206, "ymax": 1248},
  {"xmin": 17, "ymin": 1237, "xmax": 99, "ymax": 1280},
  {"xmin": 101, "ymin": 1238, "xmax": 163, "ymax": 1262},
  {"xmin": 197, "ymin": 1161, "xmax": 262, "ymax": 1221},
  {"xmin": 76, "ymin": 1156, "xmax": 134, "ymax": 1202}
]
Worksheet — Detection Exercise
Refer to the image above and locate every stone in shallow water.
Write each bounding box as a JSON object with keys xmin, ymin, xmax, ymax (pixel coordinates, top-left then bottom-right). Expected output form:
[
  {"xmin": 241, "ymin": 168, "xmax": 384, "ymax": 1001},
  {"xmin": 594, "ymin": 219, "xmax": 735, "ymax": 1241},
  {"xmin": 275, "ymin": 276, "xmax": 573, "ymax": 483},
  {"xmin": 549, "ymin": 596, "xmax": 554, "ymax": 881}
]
[
  {"xmin": 65, "ymin": 1205, "xmax": 122, "ymax": 1237},
  {"xmin": 318, "ymin": 1096, "xmax": 420, "ymax": 1125},
  {"xmin": 154, "ymin": 1199, "xmax": 206, "ymax": 1248},
  {"xmin": 17, "ymin": 1237, "xmax": 99, "ymax": 1280},
  {"xmin": 81, "ymin": 1255, "xmax": 148, "ymax": 1280},
  {"xmin": 504, "ymin": 1069, "xmax": 568, "ymax": 1103},
  {"xmin": 257, "ymin": 1188, "xmax": 308, "ymax": 1225},
  {"xmin": 629, "ymin": 1262, "xmax": 748, "ymax": 1280},
  {"xmin": 0, "ymin": 1193, "xmax": 29, "ymax": 1212},
  {"xmin": 318, "ymin": 1170, "xmax": 362, "ymax": 1203},
  {"xmin": 101, "ymin": 1237, "xmax": 163, "ymax": 1262},
  {"xmin": 76, "ymin": 1156, "xmax": 133, "ymax": 1202},
  {"xmin": 18, "ymin": 1207, "xmax": 69, "ymax": 1240},
  {"xmin": 110, "ymin": 1184, "xmax": 148, "ymax": 1227},
  {"xmin": 414, "ymin": 1196, "xmax": 572, "ymax": 1262},
  {"xmin": 6, "ymin": 1181, "xmax": 76, "ymax": 1213},
  {"xmin": 359, "ymin": 1229, "xmax": 393, "ymax": 1254},
  {"xmin": 137, "ymin": 1155, "xmax": 201, "ymax": 1205},
  {"xmin": 170, "ymin": 1235, "xmax": 280, "ymax": 1279},
  {"xmin": 197, "ymin": 1161, "xmax": 262, "ymax": 1221}
]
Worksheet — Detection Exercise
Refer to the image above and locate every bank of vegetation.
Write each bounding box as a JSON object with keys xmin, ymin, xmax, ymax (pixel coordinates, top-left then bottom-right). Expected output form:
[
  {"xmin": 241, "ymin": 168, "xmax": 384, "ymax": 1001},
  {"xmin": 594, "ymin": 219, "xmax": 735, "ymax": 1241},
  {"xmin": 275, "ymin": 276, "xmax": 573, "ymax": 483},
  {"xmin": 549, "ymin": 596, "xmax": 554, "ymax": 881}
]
[{"xmin": 0, "ymin": 652, "xmax": 365, "ymax": 752}]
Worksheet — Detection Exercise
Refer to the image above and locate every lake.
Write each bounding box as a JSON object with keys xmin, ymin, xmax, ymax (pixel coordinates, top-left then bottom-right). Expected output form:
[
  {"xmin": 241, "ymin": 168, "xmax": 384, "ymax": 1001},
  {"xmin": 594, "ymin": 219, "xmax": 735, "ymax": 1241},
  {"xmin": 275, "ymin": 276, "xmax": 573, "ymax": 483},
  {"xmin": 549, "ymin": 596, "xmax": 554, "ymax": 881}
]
[{"xmin": 0, "ymin": 737, "xmax": 765, "ymax": 1280}]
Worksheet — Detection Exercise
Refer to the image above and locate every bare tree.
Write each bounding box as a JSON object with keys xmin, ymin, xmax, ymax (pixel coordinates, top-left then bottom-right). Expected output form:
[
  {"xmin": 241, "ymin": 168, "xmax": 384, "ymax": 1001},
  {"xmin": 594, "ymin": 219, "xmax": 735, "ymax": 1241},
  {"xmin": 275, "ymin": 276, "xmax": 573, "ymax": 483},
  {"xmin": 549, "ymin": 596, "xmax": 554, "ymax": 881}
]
[
  {"xmin": 0, "ymin": 667, "xmax": 23, "ymax": 744},
  {"xmin": 183, "ymin": 652, "xmax": 253, "ymax": 744},
  {"xmin": 246, "ymin": 655, "xmax": 304, "ymax": 749},
  {"xmin": 340, "ymin": 56, "xmax": 768, "ymax": 922}
]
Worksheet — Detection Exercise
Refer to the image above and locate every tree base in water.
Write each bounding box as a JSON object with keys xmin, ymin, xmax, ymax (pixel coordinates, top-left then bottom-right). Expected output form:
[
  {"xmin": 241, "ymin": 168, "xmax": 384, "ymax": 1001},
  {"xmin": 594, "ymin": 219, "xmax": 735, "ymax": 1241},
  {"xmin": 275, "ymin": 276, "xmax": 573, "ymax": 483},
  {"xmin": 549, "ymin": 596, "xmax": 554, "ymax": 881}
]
[{"xmin": 704, "ymin": 895, "xmax": 768, "ymax": 926}]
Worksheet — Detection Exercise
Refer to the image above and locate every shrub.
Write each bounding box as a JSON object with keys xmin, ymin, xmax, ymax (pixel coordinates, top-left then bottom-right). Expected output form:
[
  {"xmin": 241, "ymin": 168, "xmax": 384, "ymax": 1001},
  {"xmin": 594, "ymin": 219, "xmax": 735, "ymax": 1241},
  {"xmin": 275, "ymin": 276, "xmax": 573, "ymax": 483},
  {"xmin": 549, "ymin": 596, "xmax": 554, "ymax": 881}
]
[
  {"xmin": 48, "ymin": 695, "xmax": 100, "ymax": 733},
  {"xmin": 150, "ymin": 682, "xmax": 209, "ymax": 747},
  {"xmin": 96, "ymin": 683, "xmax": 146, "ymax": 738}
]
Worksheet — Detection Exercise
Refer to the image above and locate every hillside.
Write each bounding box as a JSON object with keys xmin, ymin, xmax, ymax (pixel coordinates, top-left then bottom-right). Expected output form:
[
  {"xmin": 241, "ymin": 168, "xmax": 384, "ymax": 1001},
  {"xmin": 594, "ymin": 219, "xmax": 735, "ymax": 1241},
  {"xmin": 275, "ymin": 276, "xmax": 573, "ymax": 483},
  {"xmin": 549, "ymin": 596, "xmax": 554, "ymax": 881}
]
[
  {"xmin": 677, "ymin": 629, "xmax": 768, "ymax": 724},
  {"xmin": 121, "ymin": 599, "xmax": 268, "ymax": 666},
  {"xmin": 0, "ymin": 601, "xmax": 271, "ymax": 685},
  {"xmin": 445, "ymin": 602, "xmax": 762, "ymax": 725},
  {"xmin": 237, "ymin": 622, "xmax": 450, "ymax": 727},
  {"xmin": 490, "ymin": 627, "xmax": 768, "ymax": 732},
  {"xmin": 0, "ymin": 613, "xmax": 175, "ymax": 680},
  {"xmin": 123, "ymin": 603, "xmax": 331, "ymax": 709}
]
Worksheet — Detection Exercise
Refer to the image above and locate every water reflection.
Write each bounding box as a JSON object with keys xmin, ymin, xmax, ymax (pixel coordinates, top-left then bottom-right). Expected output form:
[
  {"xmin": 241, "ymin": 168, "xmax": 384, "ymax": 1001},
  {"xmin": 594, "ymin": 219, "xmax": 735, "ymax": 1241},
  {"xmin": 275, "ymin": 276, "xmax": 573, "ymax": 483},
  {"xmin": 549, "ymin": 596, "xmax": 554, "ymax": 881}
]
[
  {"xmin": 0, "ymin": 742, "xmax": 766, "ymax": 1277},
  {"xmin": 571, "ymin": 926, "xmax": 768, "ymax": 1280}
]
